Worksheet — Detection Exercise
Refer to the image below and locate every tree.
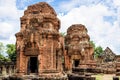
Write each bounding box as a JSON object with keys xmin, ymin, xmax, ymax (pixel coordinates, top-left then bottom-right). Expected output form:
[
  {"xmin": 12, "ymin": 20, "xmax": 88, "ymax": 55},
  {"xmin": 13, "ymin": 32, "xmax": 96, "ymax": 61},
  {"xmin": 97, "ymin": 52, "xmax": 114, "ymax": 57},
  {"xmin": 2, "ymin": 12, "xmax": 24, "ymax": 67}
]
[
  {"xmin": 60, "ymin": 32, "xmax": 66, "ymax": 37},
  {"xmin": 0, "ymin": 42, "xmax": 4, "ymax": 54},
  {"xmin": 0, "ymin": 54, "xmax": 4, "ymax": 60},
  {"xmin": 90, "ymin": 41, "xmax": 103, "ymax": 58},
  {"xmin": 94, "ymin": 46, "xmax": 103, "ymax": 58},
  {"xmin": 6, "ymin": 44, "xmax": 16, "ymax": 62},
  {"xmin": 90, "ymin": 41, "xmax": 95, "ymax": 49},
  {"xmin": 0, "ymin": 42, "xmax": 5, "ymax": 60}
]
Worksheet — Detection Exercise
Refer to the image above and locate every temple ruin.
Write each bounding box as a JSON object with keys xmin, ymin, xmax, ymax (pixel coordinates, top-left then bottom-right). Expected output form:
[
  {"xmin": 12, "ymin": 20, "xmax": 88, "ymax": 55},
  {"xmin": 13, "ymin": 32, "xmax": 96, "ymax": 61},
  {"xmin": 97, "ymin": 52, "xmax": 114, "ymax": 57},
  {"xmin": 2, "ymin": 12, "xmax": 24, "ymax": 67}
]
[
  {"xmin": 15, "ymin": 2, "xmax": 96, "ymax": 79},
  {"xmin": 13, "ymin": 1, "xmax": 120, "ymax": 80},
  {"xmin": 15, "ymin": 2, "xmax": 64, "ymax": 77},
  {"xmin": 0, "ymin": 61, "xmax": 15, "ymax": 76},
  {"xmin": 65, "ymin": 24, "xmax": 96, "ymax": 71}
]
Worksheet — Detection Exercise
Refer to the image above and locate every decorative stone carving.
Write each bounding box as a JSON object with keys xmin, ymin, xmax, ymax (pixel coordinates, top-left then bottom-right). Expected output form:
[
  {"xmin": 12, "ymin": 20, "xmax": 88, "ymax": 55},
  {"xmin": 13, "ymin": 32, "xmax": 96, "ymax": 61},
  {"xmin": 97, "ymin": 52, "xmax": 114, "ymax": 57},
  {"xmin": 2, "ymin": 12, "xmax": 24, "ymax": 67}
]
[
  {"xmin": 96, "ymin": 47, "xmax": 116, "ymax": 74},
  {"xmin": 102, "ymin": 47, "xmax": 116, "ymax": 62},
  {"xmin": 15, "ymin": 2, "xmax": 64, "ymax": 77},
  {"xmin": 65, "ymin": 24, "xmax": 95, "ymax": 70},
  {"xmin": 16, "ymin": 1, "xmax": 120, "ymax": 78}
]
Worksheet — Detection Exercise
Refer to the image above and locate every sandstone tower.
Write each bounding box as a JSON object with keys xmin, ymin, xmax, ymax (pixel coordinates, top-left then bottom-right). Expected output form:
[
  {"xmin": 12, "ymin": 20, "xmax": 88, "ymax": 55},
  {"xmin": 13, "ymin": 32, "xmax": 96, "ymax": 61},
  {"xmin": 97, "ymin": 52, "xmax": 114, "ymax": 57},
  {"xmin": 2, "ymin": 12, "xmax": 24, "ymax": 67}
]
[
  {"xmin": 65, "ymin": 24, "xmax": 95, "ymax": 70},
  {"xmin": 15, "ymin": 2, "xmax": 64, "ymax": 76},
  {"xmin": 15, "ymin": 2, "xmax": 96, "ymax": 79}
]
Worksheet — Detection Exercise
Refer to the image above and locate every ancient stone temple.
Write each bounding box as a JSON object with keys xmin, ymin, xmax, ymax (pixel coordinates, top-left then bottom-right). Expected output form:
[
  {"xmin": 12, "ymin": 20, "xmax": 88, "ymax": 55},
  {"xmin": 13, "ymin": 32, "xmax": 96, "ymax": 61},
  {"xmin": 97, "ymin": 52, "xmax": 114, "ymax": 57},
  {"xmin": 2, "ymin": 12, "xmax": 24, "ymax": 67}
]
[
  {"xmin": 98, "ymin": 47, "xmax": 116, "ymax": 63},
  {"xmin": 96, "ymin": 47, "xmax": 116, "ymax": 74},
  {"xmin": 65, "ymin": 24, "xmax": 96, "ymax": 71},
  {"xmin": 15, "ymin": 2, "xmax": 64, "ymax": 77}
]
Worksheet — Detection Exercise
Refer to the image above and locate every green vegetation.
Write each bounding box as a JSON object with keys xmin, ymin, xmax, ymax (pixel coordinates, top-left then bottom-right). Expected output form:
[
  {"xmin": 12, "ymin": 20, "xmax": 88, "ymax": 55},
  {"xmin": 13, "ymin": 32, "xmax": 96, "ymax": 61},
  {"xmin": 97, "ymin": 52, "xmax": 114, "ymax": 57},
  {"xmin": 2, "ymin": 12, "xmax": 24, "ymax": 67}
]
[
  {"xmin": 90, "ymin": 41, "xmax": 95, "ymax": 49},
  {"xmin": 94, "ymin": 74, "xmax": 103, "ymax": 80},
  {"xmin": 60, "ymin": 32, "xmax": 66, "ymax": 37},
  {"xmin": 90, "ymin": 41, "xmax": 103, "ymax": 59},
  {"xmin": 92, "ymin": 74, "xmax": 115, "ymax": 80},
  {"xmin": 0, "ymin": 42, "xmax": 16, "ymax": 62},
  {"xmin": 0, "ymin": 42, "xmax": 7, "ymax": 61},
  {"xmin": 94, "ymin": 46, "xmax": 103, "ymax": 58},
  {"xmin": 6, "ymin": 44, "xmax": 16, "ymax": 62},
  {"xmin": 0, "ymin": 40, "xmax": 103, "ymax": 62}
]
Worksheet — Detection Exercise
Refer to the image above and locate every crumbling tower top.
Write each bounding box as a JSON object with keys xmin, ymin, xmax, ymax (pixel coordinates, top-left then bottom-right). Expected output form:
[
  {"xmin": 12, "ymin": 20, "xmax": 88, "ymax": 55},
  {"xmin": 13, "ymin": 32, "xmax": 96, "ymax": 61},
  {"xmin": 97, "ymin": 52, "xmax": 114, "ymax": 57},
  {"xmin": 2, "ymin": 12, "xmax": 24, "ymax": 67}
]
[
  {"xmin": 20, "ymin": 2, "xmax": 60, "ymax": 32},
  {"xmin": 24, "ymin": 2, "xmax": 57, "ymax": 16}
]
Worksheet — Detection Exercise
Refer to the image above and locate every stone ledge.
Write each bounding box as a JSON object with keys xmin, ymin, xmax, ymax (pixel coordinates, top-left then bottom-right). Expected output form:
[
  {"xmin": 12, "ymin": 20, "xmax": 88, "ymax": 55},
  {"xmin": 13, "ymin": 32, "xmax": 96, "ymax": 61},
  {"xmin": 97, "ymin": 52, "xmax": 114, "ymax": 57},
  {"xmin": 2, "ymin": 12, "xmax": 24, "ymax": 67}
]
[{"xmin": 1, "ymin": 75, "xmax": 68, "ymax": 80}]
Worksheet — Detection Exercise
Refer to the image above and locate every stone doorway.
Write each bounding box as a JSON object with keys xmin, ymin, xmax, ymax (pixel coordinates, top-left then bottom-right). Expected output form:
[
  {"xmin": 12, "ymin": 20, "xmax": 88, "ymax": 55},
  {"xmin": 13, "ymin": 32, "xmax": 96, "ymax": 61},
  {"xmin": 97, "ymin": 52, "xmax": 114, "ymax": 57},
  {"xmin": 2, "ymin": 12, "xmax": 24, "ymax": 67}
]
[
  {"xmin": 74, "ymin": 60, "xmax": 80, "ymax": 67},
  {"xmin": 29, "ymin": 57, "xmax": 38, "ymax": 73}
]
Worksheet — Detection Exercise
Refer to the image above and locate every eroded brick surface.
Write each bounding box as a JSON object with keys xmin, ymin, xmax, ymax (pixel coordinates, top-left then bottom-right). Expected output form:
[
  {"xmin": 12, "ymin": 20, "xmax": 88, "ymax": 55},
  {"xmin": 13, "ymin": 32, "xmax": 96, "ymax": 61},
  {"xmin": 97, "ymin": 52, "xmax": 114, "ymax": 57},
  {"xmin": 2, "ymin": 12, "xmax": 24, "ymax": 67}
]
[{"xmin": 15, "ymin": 2, "xmax": 63, "ymax": 76}]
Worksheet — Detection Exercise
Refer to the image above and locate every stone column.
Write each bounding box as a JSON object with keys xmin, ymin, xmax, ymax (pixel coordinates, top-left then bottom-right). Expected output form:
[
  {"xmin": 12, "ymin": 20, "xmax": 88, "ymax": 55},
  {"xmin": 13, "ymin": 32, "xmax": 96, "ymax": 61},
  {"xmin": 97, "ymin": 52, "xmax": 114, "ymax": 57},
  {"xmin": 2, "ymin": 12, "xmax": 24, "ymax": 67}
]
[
  {"xmin": 51, "ymin": 38, "xmax": 54, "ymax": 70},
  {"xmin": 57, "ymin": 50, "xmax": 62, "ymax": 71},
  {"xmin": 0, "ymin": 67, "xmax": 2, "ymax": 75},
  {"xmin": 2, "ymin": 66, "xmax": 6, "ymax": 75},
  {"xmin": 19, "ymin": 51, "xmax": 26, "ymax": 75},
  {"xmin": 38, "ymin": 54, "xmax": 41, "ymax": 74},
  {"xmin": 9, "ymin": 66, "xmax": 12, "ymax": 75},
  {"xmin": 64, "ymin": 50, "xmax": 69, "ymax": 70},
  {"xmin": 69, "ymin": 57, "xmax": 72, "ymax": 71}
]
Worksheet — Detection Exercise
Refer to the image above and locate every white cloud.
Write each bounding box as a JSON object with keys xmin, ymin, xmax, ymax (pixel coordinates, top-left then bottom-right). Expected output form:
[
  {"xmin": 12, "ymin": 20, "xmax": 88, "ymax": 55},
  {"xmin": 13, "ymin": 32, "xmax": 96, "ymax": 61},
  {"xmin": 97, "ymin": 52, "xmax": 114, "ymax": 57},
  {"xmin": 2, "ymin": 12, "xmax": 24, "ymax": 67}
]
[
  {"xmin": 58, "ymin": 4, "xmax": 114, "ymax": 32},
  {"xmin": 113, "ymin": 0, "xmax": 120, "ymax": 26},
  {"xmin": 58, "ymin": 0, "xmax": 104, "ymax": 12},
  {"xmin": 0, "ymin": 0, "xmax": 23, "ymax": 20},
  {"xmin": 46, "ymin": 0, "xmax": 54, "ymax": 3},
  {"xmin": 0, "ymin": 22, "xmax": 14, "ymax": 38},
  {"xmin": 0, "ymin": 0, "xmax": 23, "ymax": 44},
  {"xmin": 58, "ymin": 3, "xmax": 120, "ymax": 54},
  {"xmin": 113, "ymin": 0, "xmax": 120, "ymax": 7},
  {"xmin": 0, "ymin": 0, "xmax": 120, "ymax": 55}
]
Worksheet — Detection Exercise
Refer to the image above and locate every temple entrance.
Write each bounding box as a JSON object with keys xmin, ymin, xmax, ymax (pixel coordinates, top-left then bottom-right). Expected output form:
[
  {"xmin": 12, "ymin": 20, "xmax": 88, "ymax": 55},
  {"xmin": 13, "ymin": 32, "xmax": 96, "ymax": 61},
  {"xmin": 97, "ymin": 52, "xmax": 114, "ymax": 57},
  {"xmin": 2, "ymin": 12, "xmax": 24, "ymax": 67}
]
[
  {"xmin": 29, "ymin": 57, "xmax": 38, "ymax": 73},
  {"xmin": 74, "ymin": 60, "xmax": 80, "ymax": 67}
]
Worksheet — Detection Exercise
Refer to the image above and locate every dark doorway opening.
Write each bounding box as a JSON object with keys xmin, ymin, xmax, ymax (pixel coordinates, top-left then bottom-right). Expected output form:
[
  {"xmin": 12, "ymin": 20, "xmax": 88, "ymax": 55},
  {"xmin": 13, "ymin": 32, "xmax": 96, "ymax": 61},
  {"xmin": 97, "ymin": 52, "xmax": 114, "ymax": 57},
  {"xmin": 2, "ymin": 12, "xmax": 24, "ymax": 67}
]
[
  {"xmin": 74, "ymin": 60, "xmax": 80, "ymax": 67},
  {"xmin": 30, "ymin": 57, "xmax": 38, "ymax": 73}
]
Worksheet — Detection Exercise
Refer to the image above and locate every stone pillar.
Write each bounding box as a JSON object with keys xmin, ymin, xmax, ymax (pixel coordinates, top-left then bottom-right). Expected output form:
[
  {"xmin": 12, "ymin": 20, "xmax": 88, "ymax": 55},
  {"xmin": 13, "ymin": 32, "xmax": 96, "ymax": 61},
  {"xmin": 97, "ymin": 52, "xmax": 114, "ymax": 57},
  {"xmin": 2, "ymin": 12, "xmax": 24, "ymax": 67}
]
[
  {"xmin": 51, "ymin": 39, "xmax": 55, "ymax": 70},
  {"xmin": 25, "ymin": 56, "xmax": 29, "ymax": 74},
  {"xmin": 9, "ymin": 66, "xmax": 12, "ymax": 75},
  {"xmin": 38, "ymin": 54, "xmax": 41, "ymax": 74},
  {"xmin": 13, "ymin": 66, "xmax": 16, "ymax": 73},
  {"xmin": 2, "ymin": 66, "xmax": 6, "ymax": 75},
  {"xmin": 64, "ymin": 50, "xmax": 70, "ymax": 70},
  {"xmin": 0, "ymin": 67, "xmax": 2, "ymax": 75},
  {"xmin": 69, "ymin": 57, "xmax": 73, "ymax": 71},
  {"xmin": 57, "ymin": 50, "xmax": 62, "ymax": 71},
  {"xmin": 19, "ymin": 51, "xmax": 26, "ymax": 75}
]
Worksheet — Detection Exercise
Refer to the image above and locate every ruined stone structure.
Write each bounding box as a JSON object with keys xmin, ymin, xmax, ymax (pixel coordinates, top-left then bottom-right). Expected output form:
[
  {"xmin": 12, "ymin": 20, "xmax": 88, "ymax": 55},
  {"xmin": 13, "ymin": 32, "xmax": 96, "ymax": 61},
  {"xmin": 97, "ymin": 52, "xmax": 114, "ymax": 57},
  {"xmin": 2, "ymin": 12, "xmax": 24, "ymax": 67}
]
[
  {"xmin": 0, "ymin": 61, "xmax": 16, "ymax": 76},
  {"xmin": 65, "ymin": 24, "xmax": 96, "ymax": 71},
  {"xmin": 15, "ymin": 2, "xmax": 64, "ymax": 77},
  {"xmin": 96, "ymin": 47, "xmax": 120, "ymax": 75},
  {"xmin": 116, "ymin": 55, "xmax": 120, "ymax": 75},
  {"xmin": 101, "ymin": 47, "xmax": 116, "ymax": 62},
  {"xmin": 14, "ymin": 1, "xmax": 120, "ymax": 80}
]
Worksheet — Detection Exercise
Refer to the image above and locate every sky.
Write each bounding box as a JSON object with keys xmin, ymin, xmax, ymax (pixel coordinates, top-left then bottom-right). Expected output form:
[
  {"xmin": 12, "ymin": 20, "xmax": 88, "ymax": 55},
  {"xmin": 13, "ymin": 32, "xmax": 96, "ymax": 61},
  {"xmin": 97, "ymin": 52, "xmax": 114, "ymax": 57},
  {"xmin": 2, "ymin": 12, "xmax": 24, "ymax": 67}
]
[{"xmin": 0, "ymin": 0, "xmax": 120, "ymax": 54}]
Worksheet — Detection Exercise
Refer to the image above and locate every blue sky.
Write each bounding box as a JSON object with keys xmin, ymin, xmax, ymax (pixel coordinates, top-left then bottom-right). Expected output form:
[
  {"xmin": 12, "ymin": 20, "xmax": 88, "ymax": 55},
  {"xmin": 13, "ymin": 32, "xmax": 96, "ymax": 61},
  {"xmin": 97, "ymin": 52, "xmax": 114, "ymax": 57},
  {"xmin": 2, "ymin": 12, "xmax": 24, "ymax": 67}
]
[{"xmin": 0, "ymin": 0, "xmax": 120, "ymax": 54}]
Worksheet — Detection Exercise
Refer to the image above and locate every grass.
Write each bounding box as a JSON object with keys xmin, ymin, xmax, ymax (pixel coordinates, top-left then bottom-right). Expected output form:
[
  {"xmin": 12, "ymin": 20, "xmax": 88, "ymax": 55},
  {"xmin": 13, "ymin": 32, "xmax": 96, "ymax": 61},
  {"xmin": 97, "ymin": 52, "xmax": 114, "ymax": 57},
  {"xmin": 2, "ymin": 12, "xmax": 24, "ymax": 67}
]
[
  {"xmin": 92, "ymin": 74, "xmax": 120, "ymax": 80},
  {"xmin": 92, "ymin": 74, "xmax": 103, "ymax": 80}
]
